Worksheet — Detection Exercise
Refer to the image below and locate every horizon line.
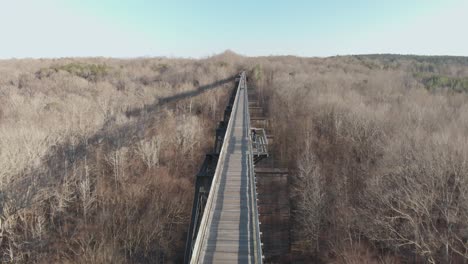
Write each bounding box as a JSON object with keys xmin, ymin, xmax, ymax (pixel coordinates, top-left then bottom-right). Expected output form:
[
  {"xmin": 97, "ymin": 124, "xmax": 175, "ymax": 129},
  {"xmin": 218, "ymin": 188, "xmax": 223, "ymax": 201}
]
[{"xmin": 2, "ymin": 52, "xmax": 468, "ymax": 61}]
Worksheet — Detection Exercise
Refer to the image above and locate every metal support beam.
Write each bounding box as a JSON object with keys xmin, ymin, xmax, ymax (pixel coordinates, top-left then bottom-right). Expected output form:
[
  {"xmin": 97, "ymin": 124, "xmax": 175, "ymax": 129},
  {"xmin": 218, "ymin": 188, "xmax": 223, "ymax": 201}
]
[{"xmin": 251, "ymin": 127, "xmax": 269, "ymax": 164}]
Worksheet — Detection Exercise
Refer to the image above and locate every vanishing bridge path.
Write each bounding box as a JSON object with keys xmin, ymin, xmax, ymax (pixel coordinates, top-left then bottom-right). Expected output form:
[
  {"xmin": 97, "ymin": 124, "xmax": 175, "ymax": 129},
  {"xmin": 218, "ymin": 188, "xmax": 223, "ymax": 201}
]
[{"xmin": 185, "ymin": 72, "xmax": 266, "ymax": 263}]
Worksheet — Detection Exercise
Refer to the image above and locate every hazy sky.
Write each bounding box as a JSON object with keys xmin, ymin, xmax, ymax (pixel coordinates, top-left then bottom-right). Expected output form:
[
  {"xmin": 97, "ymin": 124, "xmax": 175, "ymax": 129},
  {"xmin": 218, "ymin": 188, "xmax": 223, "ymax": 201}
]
[{"xmin": 1, "ymin": 0, "xmax": 467, "ymax": 58}]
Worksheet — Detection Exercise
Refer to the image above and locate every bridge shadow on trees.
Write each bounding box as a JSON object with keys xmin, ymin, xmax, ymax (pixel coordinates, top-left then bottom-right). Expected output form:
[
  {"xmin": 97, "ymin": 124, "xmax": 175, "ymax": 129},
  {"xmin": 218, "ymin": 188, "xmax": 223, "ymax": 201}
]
[
  {"xmin": 12, "ymin": 75, "xmax": 235, "ymax": 190},
  {"xmin": 5, "ymin": 75, "xmax": 236, "ymax": 263},
  {"xmin": 125, "ymin": 76, "xmax": 236, "ymax": 118}
]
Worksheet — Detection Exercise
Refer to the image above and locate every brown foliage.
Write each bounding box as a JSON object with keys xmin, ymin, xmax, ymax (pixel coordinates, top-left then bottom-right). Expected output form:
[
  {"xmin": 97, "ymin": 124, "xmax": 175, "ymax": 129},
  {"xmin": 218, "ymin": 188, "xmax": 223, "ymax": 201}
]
[
  {"xmin": 250, "ymin": 55, "xmax": 468, "ymax": 263},
  {"xmin": 2, "ymin": 52, "xmax": 468, "ymax": 263},
  {"xmin": 0, "ymin": 56, "xmax": 240, "ymax": 263}
]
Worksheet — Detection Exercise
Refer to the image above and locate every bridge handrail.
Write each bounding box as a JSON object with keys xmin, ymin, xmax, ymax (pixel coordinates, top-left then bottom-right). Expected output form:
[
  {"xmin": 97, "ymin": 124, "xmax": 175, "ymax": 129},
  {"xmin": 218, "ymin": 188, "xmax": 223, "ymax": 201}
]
[
  {"xmin": 190, "ymin": 72, "xmax": 243, "ymax": 263},
  {"xmin": 245, "ymin": 76, "xmax": 264, "ymax": 263}
]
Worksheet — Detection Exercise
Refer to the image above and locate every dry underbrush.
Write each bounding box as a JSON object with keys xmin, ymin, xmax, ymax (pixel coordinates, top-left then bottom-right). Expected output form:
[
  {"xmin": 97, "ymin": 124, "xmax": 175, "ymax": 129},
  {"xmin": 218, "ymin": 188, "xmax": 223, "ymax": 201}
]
[
  {"xmin": 2, "ymin": 52, "xmax": 468, "ymax": 263},
  {"xmin": 0, "ymin": 54, "xmax": 241, "ymax": 263},
  {"xmin": 248, "ymin": 55, "xmax": 468, "ymax": 263}
]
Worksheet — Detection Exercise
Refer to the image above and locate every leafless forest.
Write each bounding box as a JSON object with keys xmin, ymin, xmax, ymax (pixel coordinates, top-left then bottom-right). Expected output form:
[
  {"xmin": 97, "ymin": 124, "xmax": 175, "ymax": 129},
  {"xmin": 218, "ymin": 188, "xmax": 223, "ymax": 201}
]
[{"xmin": 1, "ymin": 52, "xmax": 468, "ymax": 263}]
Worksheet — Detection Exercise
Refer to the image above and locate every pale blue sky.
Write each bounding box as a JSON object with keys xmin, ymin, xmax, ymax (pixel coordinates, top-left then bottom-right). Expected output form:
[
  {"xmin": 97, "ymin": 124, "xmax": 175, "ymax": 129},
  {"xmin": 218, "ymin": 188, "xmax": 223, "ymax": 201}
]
[{"xmin": 0, "ymin": 0, "xmax": 467, "ymax": 58}]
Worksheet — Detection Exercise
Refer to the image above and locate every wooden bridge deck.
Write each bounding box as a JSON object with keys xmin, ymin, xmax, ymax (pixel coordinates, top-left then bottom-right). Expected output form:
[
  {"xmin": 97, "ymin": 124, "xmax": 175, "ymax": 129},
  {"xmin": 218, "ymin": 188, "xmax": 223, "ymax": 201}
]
[{"xmin": 192, "ymin": 73, "xmax": 258, "ymax": 263}]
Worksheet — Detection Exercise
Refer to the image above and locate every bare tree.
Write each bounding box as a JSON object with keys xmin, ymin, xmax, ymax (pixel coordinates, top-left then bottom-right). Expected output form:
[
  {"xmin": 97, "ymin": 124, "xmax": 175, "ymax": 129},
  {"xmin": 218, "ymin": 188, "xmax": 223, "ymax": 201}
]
[
  {"xmin": 295, "ymin": 137, "xmax": 325, "ymax": 252},
  {"xmin": 106, "ymin": 148, "xmax": 128, "ymax": 187},
  {"xmin": 80, "ymin": 157, "xmax": 96, "ymax": 224},
  {"xmin": 137, "ymin": 136, "xmax": 162, "ymax": 169},
  {"xmin": 361, "ymin": 139, "xmax": 468, "ymax": 263}
]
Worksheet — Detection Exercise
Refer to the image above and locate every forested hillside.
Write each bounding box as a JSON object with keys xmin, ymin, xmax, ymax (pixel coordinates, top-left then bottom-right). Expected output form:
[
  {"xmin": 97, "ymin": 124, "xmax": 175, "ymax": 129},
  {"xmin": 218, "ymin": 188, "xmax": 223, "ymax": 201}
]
[
  {"xmin": 248, "ymin": 54, "xmax": 468, "ymax": 263},
  {"xmin": 1, "ymin": 53, "xmax": 467, "ymax": 263}
]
